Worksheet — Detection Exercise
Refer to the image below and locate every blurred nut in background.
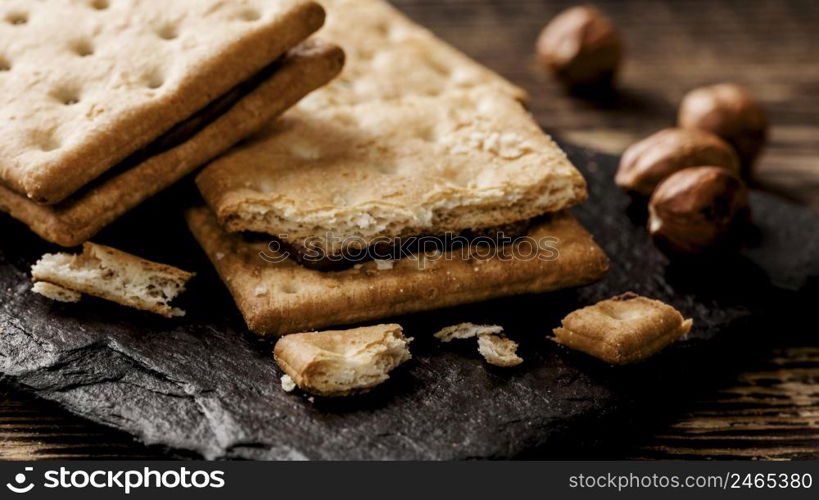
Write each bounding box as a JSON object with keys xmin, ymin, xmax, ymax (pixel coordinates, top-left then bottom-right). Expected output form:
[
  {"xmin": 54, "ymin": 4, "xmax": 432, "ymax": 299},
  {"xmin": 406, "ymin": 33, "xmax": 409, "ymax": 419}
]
[
  {"xmin": 678, "ymin": 83, "xmax": 768, "ymax": 174},
  {"xmin": 616, "ymin": 128, "xmax": 740, "ymax": 196},
  {"xmin": 536, "ymin": 5, "xmax": 623, "ymax": 88},
  {"xmin": 648, "ymin": 166, "xmax": 750, "ymax": 254}
]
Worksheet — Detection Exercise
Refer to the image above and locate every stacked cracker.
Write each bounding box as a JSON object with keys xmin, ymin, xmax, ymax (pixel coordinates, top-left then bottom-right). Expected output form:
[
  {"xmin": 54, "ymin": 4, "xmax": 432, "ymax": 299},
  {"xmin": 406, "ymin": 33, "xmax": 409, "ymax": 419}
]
[
  {"xmin": 0, "ymin": 0, "xmax": 343, "ymax": 245},
  {"xmin": 187, "ymin": 0, "xmax": 609, "ymax": 336}
]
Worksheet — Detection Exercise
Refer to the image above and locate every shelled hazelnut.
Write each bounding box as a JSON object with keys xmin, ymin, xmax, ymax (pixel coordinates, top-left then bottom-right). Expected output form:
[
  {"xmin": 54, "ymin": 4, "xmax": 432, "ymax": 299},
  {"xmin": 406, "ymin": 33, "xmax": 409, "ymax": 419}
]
[
  {"xmin": 678, "ymin": 83, "xmax": 768, "ymax": 175},
  {"xmin": 536, "ymin": 6, "xmax": 623, "ymax": 88},
  {"xmin": 616, "ymin": 128, "xmax": 740, "ymax": 196},
  {"xmin": 648, "ymin": 166, "xmax": 750, "ymax": 254}
]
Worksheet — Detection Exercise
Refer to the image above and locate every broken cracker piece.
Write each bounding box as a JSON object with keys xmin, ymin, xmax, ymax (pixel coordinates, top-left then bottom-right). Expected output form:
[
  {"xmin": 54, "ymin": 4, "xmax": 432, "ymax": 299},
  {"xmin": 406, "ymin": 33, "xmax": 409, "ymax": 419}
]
[
  {"xmin": 434, "ymin": 322, "xmax": 504, "ymax": 342},
  {"xmin": 478, "ymin": 335, "xmax": 523, "ymax": 367},
  {"xmin": 552, "ymin": 292, "xmax": 693, "ymax": 364},
  {"xmin": 31, "ymin": 281, "xmax": 81, "ymax": 303},
  {"xmin": 197, "ymin": 90, "xmax": 586, "ymax": 261},
  {"xmin": 31, "ymin": 242, "xmax": 194, "ymax": 318},
  {"xmin": 273, "ymin": 324, "xmax": 412, "ymax": 397}
]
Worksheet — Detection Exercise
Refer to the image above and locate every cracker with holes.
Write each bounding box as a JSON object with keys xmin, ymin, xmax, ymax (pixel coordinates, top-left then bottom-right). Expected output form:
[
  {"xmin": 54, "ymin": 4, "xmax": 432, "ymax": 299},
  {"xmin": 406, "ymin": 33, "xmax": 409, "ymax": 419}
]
[
  {"xmin": 197, "ymin": 89, "xmax": 586, "ymax": 266},
  {"xmin": 273, "ymin": 323, "xmax": 412, "ymax": 397},
  {"xmin": 300, "ymin": 0, "xmax": 526, "ymax": 105},
  {"xmin": 196, "ymin": 0, "xmax": 586, "ymax": 268},
  {"xmin": 0, "ymin": 0, "xmax": 343, "ymax": 246},
  {"xmin": 552, "ymin": 292, "xmax": 693, "ymax": 365},
  {"xmin": 0, "ymin": 41, "xmax": 343, "ymax": 246},
  {"xmin": 31, "ymin": 242, "xmax": 194, "ymax": 317},
  {"xmin": 185, "ymin": 207, "xmax": 608, "ymax": 335}
]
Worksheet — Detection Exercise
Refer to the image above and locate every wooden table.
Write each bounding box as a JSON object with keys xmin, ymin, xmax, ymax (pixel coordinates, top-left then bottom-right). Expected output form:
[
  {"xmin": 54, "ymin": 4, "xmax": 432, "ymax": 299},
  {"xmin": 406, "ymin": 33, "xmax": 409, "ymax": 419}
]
[{"xmin": 1, "ymin": 0, "xmax": 817, "ymax": 460}]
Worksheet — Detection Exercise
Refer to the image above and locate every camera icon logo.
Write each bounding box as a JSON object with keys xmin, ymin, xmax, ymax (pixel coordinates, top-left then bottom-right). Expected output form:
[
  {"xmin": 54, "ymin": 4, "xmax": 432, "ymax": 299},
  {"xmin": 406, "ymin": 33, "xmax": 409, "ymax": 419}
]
[{"xmin": 6, "ymin": 467, "xmax": 35, "ymax": 494}]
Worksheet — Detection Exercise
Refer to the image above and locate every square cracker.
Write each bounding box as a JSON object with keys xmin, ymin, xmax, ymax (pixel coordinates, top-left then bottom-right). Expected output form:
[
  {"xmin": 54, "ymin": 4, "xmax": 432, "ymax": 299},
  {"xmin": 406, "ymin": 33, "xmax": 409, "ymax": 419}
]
[
  {"xmin": 185, "ymin": 206, "xmax": 609, "ymax": 336},
  {"xmin": 552, "ymin": 292, "xmax": 693, "ymax": 364},
  {"xmin": 0, "ymin": 0, "xmax": 324, "ymax": 203},
  {"xmin": 196, "ymin": 0, "xmax": 586, "ymax": 258},
  {"xmin": 197, "ymin": 89, "xmax": 586, "ymax": 258},
  {"xmin": 0, "ymin": 41, "xmax": 344, "ymax": 247}
]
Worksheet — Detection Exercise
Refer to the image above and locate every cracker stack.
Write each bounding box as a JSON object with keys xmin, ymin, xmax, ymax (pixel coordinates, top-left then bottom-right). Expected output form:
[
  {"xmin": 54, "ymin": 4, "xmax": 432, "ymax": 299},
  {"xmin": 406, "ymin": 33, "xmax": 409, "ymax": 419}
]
[
  {"xmin": 187, "ymin": 0, "xmax": 609, "ymax": 336},
  {"xmin": 0, "ymin": 0, "xmax": 344, "ymax": 245}
]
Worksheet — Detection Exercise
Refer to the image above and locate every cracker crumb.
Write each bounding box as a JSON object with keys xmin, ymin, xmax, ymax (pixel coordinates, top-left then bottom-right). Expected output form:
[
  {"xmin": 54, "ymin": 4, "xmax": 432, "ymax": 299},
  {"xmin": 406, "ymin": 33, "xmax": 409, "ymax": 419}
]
[
  {"xmin": 290, "ymin": 141, "xmax": 321, "ymax": 160},
  {"xmin": 374, "ymin": 259, "xmax": 394, "ymax": 270},
  {"xmin": 254, "ymin": 285, "xmax": 268, "ymax": 296},
  {"xmin": 281, "ymin": 374, "xmax": 296, "ymax": 392},
  {"xmin": 450, "ymin": 67, "xmax": 479, "ymax": 86},
  {"xmin": 442, "ymin": 131, "xmax": 532, "ymax": 159},
  {"xmin": 434, "ymin": 322, "xmax": 504, "ymax": 342},
  {"xmin": 215, "ymin": 252, "xmax": 225, "ymax": 261},
  {"xmin": 478, "ymin": 334, "xmax": 523, "ymax": 367},
  {"xmin": 307, "ymin": 396, "xmax": 315, "ymax": 403}
]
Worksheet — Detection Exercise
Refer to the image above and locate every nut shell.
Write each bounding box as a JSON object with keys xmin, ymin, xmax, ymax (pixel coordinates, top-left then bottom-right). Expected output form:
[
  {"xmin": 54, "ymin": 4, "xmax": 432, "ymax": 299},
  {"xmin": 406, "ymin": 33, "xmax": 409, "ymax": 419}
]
[
  {"xmin": 616, "ymin": 128, "xmax": 740, "ymax": 196},
  {"xmin": 536, "ymin": 6, "xmax": 623, "ymax": 87},
  {"xmin": 648, "ymin": 166, "xmax": 750, "ymax": 254},
  {"xmin": 678, "ymin": 83, "xmax": 768, "ymax": 173}
]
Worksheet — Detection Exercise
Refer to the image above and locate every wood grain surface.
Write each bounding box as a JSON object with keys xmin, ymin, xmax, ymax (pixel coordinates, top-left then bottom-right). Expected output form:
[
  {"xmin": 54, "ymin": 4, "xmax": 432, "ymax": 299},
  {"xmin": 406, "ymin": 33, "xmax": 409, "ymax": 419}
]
[
  {"xmin": 1, "ymin": 0, "xmax": 817, "ymax": 460},
  {"xmin": 626, "ymin": 346, "xmax": 819, "ymax": 460}
]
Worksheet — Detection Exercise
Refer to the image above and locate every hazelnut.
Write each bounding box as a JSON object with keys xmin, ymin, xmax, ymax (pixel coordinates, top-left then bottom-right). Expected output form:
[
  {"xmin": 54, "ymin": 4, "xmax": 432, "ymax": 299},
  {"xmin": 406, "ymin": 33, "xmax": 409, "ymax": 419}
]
[
  {"xmin": 648, "ymin": 166, "xmax": 750, "ymax": 254},
  {"xmin": 536, "ymin": 6, "xmax": 623, "ymax": 87},
  {"xmin": 616, "ymin": 128, "xmax": 740, "ymax": 196},
  {"xmin": 678, "ymin": 83, "xmax": 768, "ymax": 174}
]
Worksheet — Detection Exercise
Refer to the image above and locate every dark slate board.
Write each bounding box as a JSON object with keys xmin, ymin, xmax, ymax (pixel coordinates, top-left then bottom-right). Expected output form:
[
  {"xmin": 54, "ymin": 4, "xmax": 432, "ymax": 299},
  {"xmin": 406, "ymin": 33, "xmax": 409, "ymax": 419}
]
[{"xmin": 1, "ymin": 143, "xmax": 817, "ymax": 460}]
